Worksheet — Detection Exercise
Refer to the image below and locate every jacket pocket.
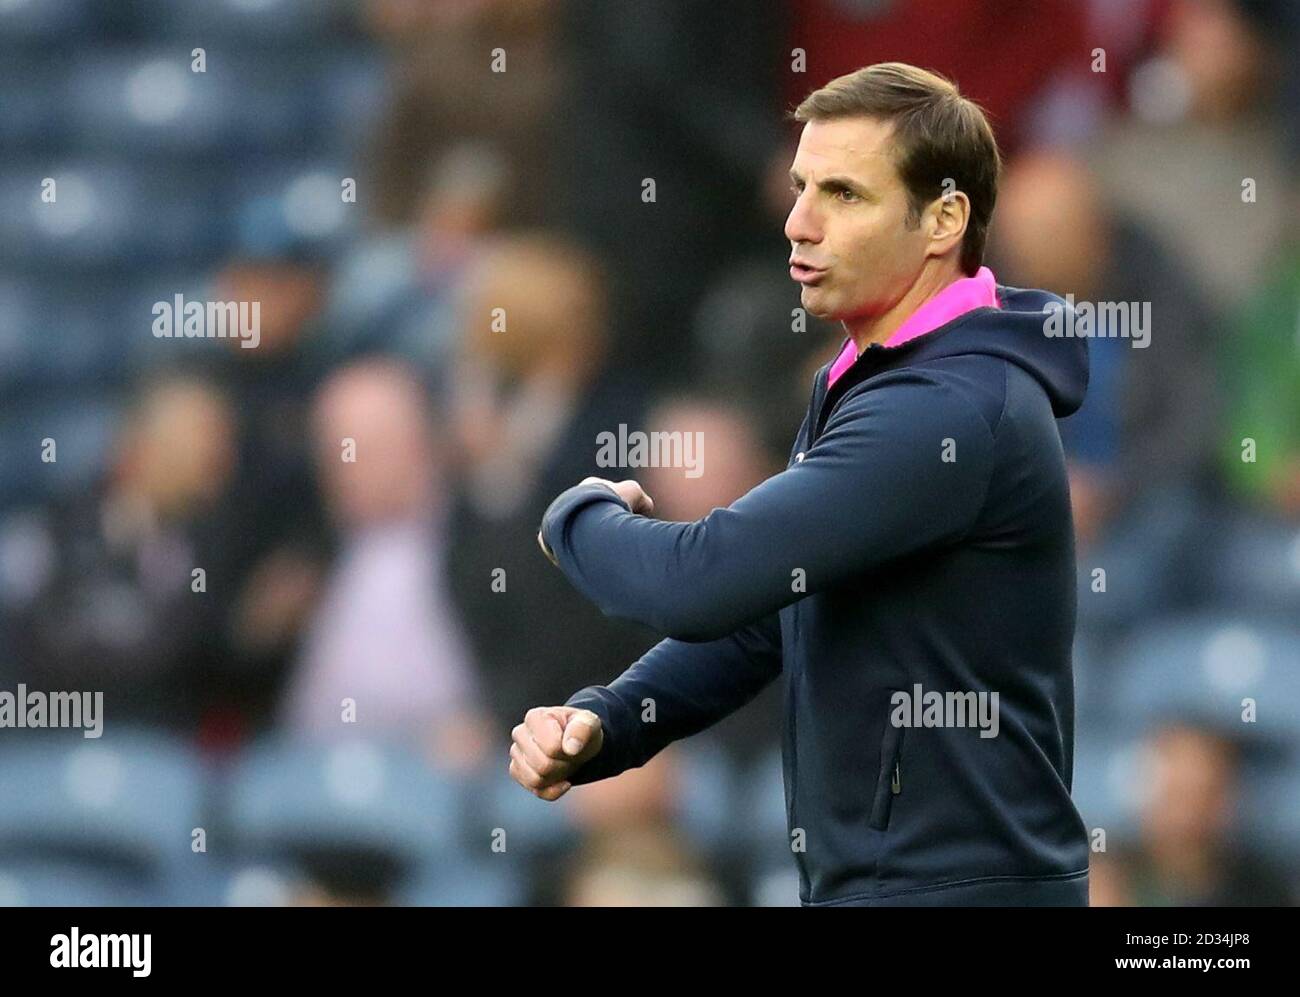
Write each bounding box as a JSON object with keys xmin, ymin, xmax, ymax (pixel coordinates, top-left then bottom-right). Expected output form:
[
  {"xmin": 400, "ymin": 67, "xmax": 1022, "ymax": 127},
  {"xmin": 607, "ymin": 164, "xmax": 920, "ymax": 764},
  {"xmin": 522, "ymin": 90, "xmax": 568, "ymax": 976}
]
[{"xmin": 868, "ymin": 712, "xmax": 906, "ymax": 831}]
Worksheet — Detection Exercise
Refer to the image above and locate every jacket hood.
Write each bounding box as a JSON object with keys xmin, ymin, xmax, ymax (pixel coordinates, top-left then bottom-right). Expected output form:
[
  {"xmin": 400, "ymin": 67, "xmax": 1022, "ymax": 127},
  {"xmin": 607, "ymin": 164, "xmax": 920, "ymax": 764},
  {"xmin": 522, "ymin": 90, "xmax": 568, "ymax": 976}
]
[{"xmin": 888, "ymin": 284, "xmax": 1090, "ymax": 418}]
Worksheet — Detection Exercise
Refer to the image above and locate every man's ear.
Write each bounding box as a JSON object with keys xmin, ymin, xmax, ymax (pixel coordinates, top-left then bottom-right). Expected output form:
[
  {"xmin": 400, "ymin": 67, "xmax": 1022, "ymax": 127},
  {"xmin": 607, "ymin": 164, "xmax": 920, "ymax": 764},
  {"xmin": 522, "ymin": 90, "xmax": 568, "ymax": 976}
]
[{"xmin": 925, "ymin": 189, "xmax": 970, "ymax": 261}]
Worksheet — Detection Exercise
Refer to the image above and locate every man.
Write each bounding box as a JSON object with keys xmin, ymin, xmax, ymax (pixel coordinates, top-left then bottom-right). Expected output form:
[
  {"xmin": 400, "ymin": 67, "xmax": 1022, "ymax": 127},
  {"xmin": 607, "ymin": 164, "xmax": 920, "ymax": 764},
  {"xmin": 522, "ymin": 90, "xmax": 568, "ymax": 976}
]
[{"xmin": 513, "ymin": 63, "xmax": 1091, "ymax": 906}]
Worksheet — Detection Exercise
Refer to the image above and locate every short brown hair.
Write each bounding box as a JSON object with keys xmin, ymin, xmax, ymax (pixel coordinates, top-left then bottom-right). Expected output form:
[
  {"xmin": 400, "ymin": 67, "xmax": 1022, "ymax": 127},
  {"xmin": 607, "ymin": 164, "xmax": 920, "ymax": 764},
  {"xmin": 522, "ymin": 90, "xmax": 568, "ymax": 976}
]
[{"xmin": 793, "ymin": 62, "xmax": 1000, "ymax": 277}]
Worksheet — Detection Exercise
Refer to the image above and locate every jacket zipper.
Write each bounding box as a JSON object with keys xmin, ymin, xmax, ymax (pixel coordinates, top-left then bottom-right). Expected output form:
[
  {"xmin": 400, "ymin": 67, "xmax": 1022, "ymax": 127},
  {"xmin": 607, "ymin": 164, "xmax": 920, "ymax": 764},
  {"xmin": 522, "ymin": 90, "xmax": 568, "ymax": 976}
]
[
  {"xmin": 786, "ymin": 384, "xmax": 820, "ymax": 888},
  {"xmin": 869, "ymin": 713, "xmax": 906, "ymax": 831},
  {"xmin": 814, "ymin": 342, "xmax": 886, "ymax": 442}
]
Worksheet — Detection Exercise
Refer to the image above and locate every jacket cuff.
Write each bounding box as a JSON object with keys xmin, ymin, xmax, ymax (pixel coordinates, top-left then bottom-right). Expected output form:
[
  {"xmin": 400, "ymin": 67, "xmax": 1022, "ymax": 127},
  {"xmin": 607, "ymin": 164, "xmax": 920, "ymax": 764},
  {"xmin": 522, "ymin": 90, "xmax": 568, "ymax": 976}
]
[
  {"xmin": 538, "ymin": 481, "xmax": 630, "ymax": 568},
  {"xmin": 563, "ymin": 684, "xmax": 640, "ymax": 785}
]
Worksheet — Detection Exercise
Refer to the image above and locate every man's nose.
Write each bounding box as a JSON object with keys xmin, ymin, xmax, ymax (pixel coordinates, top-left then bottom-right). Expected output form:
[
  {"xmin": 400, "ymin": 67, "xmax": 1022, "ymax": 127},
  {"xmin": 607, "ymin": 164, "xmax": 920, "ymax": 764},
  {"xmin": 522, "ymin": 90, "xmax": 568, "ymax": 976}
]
[{"xmin": 784, "ymin": 193, "xmax": 821, "ymax": 247}]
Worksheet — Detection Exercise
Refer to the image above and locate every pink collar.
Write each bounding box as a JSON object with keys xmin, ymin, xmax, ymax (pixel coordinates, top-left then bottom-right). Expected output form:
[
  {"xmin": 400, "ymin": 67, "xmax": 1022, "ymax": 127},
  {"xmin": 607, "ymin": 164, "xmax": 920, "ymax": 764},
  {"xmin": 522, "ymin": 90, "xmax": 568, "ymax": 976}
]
[{"xmin": 827, "ymin": 266, "xmax": 1000, "ymax": 389}]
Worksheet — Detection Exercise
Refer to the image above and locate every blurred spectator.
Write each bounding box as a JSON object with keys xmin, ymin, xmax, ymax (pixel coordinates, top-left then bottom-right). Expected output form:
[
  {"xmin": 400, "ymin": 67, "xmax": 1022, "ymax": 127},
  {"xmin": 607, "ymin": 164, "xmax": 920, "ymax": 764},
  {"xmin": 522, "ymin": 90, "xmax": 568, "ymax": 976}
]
[
  {"xmin": 1089, "ymin": 851, "xmax": 1135, "ymax": 906},
  {"xmin": 177, "ymin": 214, "xmax": 337, "ymax": 736},
  {"xmin": 1220, "ymin": 243, "xmax": 1300, "ymax": 520},
  {"xmin": 554, "ymin": 0, "xmax": 786, "ymax": 377},
  {"xmin": 564, "ymin": 825, "xmax": 725, "ymax": 906},
  {"xmin": 561, "ymin": 750, "xmax": 725, "ymax": 905},
  {"xmin": 566, "ymin": 745, "xmax": 681, "ymax": 833},
  {"xmin": 1092, "ymin": 0, "xmax": 1296, "ymax": 306},
  {"xmin": 442, "ymin": 233, "xmax": 658, "ymax": 734},
  {"xmin": 280, "ymin": 360, "xmax": 488, "ymax": 766},
  {"xmin": 637, "ymin": 396, "xmax": 777, "ymax": 526},
  {"xmin": 4, "ymin": 376, "xmax": 237, "ymax": 727},
  {"xmin": 784, "ymin": 0, "xmax": 1118, "ymax": 153},
  {"xmin": 363, "ymin": 0, "xmax": 561, "ymax": 227},
  {"xmin": 1102, "ymin": 723, "xmax": 1294, "ymax": 905},
  {"xmin": 993, "ymin": 150, "xmax": 1219, "ymax": 550},
  {"xmin": 287, "ymin": 849, "xmax": 405, "ymax": 907},
  {"xmin": 317, "ymin": 138, "xmax": 510, "ymax": 372}
]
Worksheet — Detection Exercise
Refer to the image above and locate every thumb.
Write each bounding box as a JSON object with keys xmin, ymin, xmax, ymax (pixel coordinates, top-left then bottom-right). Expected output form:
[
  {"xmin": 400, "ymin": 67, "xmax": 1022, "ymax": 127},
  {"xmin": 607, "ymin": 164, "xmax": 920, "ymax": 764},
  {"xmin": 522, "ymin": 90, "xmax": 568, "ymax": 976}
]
[{"xmin": 562, "ymin": 710, "xmax": 600, "ymax": 757}]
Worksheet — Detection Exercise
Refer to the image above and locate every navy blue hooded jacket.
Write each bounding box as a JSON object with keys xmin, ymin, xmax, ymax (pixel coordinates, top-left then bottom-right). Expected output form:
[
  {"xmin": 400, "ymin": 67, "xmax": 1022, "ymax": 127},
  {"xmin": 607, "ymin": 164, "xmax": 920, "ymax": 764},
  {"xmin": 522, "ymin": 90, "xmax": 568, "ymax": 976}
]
[{"xmin": 539, "ymin": 284, "xmax": 1092, "ymax": 906}]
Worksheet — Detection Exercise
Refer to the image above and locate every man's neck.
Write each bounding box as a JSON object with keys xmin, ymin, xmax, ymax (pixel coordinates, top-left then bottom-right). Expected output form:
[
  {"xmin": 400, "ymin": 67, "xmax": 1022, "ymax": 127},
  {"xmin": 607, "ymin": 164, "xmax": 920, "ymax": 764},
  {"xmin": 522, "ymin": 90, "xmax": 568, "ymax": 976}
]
[{"xmin": 844, "ymin": 261, "xmax": 965, "ymax": 354}]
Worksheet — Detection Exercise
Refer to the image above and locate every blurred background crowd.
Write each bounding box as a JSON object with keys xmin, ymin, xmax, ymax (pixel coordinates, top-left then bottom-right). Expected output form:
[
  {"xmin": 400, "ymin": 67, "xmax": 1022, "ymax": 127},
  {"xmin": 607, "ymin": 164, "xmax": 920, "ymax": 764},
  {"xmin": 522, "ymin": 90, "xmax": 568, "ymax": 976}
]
[{"xmin": 0, "ymin": 0, "xmax": 1298, "ymax": 906}]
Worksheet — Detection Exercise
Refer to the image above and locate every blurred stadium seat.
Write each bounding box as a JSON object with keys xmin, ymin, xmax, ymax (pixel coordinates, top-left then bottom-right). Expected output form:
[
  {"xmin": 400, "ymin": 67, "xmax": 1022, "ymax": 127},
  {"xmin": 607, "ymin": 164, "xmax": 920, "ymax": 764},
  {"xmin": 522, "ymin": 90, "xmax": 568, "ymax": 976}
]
[
  {"xmin": 1072, "ymin": 630, "xmax": 1111, "ymax": 731},
  {"xmin": 1074, "ymin": 487, "xmax": 1205, "ymax": 639},
  {"xmin": 0, "ymin": 59, "xmax": 72, "ymax": 151},
  {"xmin": 466, "ymin": 764, "xmax": 578, "ymax": 859},
  {"xmin": 1239, "ymin": 760, "xmax": 1300, "ymax": 866},
  {"xmin": 735, "ymin": 747, "xmax": 797, "ymax": 899},
  {"xmin": 397, "ymin": 859, "xmax": 525, "ymax": 907},
  {"xmin": 0, "ymin": 161, "xmax": 220, "ymax": 270},
  {"xmin": 0, "ymin": 281, "xmax": 133, "ymax": 397},
  {"xmin": 0, "ymin": 859, "xmax": 157, "ymax": 906},
  {"xmin": 1198, "ymin": 511, "xmax": 1300, "ymax": 620},
  {"xmin": 0, "ymin": 394, "xmax": 122, "ymax": 507},
  {"xmin": 1071, "ymin": 723, "xmax": 1147, "ymax": 843},
  {"xmin": 66, "ymin": 52, "xmax": 239, "ymax": 156},
  {"xmin": 223, "ymin": 737, "xmax": 465, "ymax": 875},
  {"xmin": 0, "ymin": 0, "xmax": 93, "ymax": 44},
  {"xmin": 128, "ymin": 0, "xmax": 358, "ymax": 43},
  {"xmin": 1109, "ymin": 614, "xmax": 1300, "ymax": 742},
  {"xmin": 0, "ymin": 730, "xmax": 208, "ymax": 902},
  {"xmin": 672, "ymin": 740, "xmax": 741, "ymax": 858},
  {"xmin": 222, "ymin": 160, "xmax": 358, "ymax": 263}
]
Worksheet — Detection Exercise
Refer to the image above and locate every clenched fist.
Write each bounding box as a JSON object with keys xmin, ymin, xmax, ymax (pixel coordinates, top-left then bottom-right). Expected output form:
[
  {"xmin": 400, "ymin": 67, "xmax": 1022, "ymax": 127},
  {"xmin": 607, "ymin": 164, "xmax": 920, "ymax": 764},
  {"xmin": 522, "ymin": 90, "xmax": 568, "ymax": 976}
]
[{"xmin": 509, "ymin": 706, "xmax": 604, "ymax": 801}]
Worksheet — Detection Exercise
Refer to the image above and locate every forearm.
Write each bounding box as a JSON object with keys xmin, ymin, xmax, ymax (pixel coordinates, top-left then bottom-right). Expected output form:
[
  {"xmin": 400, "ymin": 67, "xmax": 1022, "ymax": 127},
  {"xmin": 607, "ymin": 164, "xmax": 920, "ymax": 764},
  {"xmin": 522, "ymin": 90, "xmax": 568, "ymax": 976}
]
[
  {"xmin": 542, "ymin": 483, "xmax": 794, "ymax": 640},
  {"xmin": 564, "ymin": 613, "xmax": 783, "ymax": 784}
]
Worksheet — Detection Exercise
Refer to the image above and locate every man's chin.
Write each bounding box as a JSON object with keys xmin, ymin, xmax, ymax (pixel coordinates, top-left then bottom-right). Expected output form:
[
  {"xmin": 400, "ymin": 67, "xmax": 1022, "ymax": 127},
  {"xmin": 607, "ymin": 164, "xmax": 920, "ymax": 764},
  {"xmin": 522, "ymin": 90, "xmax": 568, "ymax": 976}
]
[{"xmin": 799, "ymin": 286, "xmax": 837, "ymax": 320}]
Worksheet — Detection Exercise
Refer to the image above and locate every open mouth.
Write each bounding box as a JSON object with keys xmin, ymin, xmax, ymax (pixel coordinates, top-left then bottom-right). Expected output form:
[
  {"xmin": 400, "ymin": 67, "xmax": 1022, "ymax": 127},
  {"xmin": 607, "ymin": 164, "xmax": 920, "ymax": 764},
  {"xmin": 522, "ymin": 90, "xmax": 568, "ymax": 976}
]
[{"xmin": 789, "ymin": 262, "xmax": 827, "ymax": 284}]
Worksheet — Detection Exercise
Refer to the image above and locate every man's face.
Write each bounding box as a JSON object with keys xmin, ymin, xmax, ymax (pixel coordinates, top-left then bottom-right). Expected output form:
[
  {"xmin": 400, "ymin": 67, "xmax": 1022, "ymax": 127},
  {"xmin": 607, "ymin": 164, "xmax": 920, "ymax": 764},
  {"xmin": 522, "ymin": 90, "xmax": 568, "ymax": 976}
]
[{"xmin": 785, "ymin": 116, "xmax": 931, "ymax": 321}]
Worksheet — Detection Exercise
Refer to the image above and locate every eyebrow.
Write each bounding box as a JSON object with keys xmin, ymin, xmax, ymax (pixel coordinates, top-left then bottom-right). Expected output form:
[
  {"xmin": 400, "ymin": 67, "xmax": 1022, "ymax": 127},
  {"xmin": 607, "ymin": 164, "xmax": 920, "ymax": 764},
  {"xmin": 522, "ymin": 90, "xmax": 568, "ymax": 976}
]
[{"xmin": 788, "ymin": 170, "xmax": 872, "ymax": 198}]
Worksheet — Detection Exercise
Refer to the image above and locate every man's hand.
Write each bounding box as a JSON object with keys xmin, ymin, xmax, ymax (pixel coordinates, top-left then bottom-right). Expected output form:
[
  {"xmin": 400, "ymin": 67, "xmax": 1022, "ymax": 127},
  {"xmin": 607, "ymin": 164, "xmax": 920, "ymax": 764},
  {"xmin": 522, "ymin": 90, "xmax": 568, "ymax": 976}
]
[
  {"xmin": 509, "ymin": 706, "xmax": 604, "ymax": 800},
  {"xmin": 579, "ymin": 476, "xmax": 655, "ymax": 515}
]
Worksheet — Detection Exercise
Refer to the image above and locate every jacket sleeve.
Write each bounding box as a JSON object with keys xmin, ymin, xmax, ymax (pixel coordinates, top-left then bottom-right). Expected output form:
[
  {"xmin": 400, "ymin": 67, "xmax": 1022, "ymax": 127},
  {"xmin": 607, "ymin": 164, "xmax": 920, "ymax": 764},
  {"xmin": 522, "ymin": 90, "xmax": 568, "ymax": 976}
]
[
  {"xmin": 563, "ymin": 611, "xmax": 783, "ymax": 785},
  {"xmin": 539, "ymin": 369, "xmax": 997, "ymax": 642}
]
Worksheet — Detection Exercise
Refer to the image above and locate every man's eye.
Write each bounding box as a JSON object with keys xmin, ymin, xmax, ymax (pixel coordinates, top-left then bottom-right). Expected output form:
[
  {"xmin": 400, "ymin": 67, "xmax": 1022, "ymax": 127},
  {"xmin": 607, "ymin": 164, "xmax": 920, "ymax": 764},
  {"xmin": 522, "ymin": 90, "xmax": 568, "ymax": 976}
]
[
  {"xmin": 789, "ymin": 184, "xmax": 803, "ymax": 196},
  {"xmin": 836, "ymin": 188, "xmax": 860, "ymax": 203}
]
